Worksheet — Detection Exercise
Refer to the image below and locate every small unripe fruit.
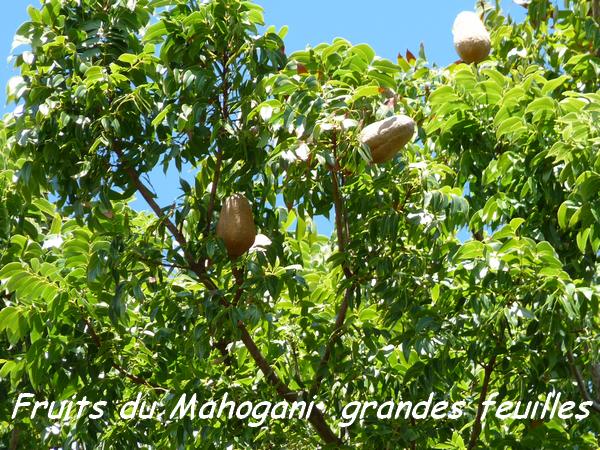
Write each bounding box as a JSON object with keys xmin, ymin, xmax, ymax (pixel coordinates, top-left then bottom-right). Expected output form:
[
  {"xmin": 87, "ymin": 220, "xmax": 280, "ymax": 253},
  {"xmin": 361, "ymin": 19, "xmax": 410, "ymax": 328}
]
[
  {"xmin": 216, "ymin": 193, "xmax": 256, "ymax": 258},
  {"xmin": 359, "ymin": 115, "xmax": 415, "ymax": 163},
  {"xmin": 453, "ymin": 11, "xmax": 491, "ymax": 64}
]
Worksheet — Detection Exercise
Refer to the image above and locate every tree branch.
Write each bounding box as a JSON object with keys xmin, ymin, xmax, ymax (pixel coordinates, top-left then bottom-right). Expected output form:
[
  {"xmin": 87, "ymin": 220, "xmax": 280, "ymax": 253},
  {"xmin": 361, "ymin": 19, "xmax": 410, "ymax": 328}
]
[
  {"xmin": 203, "ymin": 51, "xmax": 229, "ymax": 242},
  {"xmin": 113, "ymin": 147, "xmax": 187, "ymax": 253},
  {"xmin": 83, "ymin": 316, "xmax": 165, "ymax": 391},
  {"xmin": 112, "ymin": 143, "xmax": 216, "ymax": 289},
  {"xmin": 330, "ymin": 133, "xmax": 351, "ymax": 266},
  {"xmin": 309, "ymin": 287, "xmax": 352, "ymax": 397},
  {"xmin": 310, "ymin": 132, "xmax": 355, "ymax": 397},
  {"xmin": 237, "ymin": 321, "xmax": 342, "ymax": 445},
  {"xmin": 9, "ymin": 427, "xmax": 19, "ymax": 450},
  {"xmin": 204, "ymin": 148, "xmax": 224, "ymax": 239},
  {"xmin": 231, "ymin": 266, "xmax": 245, "ymax": 307},
  {"xmin": 468, "ymin": 354, "xmax": 496, "ymax": 450},
  {"xmin": 591, "ymin": 363, "xmax": 600, "ymax": 402},
  {"xmin": 567, "ymin": 350, "xmax": 600, "ymax": 413},
  {"xmin": 111, "ymin": 143, "xmax": 341, "ymax": 445}
]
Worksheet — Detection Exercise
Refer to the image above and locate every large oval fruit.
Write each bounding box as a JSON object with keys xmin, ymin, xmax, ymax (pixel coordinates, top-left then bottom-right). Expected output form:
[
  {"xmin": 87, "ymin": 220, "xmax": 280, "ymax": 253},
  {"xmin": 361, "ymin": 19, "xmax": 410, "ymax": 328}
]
[
  {"xmin": 359, "ymin": 115, "xmax": 415, "ymax": 164},
  {"xmin": 216, "ymin": 193, "xmax": 256, "ymax": 258},
  {"xmin": 453, "ymin": 11, "xmax": 491, "ymax": 64}
]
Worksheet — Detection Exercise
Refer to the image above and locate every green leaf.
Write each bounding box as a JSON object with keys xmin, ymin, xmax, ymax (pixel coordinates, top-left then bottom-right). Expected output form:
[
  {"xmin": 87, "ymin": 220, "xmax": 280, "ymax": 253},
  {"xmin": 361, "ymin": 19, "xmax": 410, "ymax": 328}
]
[
  {"xmin": 50, "ymin": 214, "xmax": 62, "ymax": 235},
  {"xmin": 89, "ymin": 135, "xmax": 108, "ymax": 154},
  {"xmin": 358, "ymin": 306, "xmax": 379, "ymax": 322},
  {"xmin": 525, "ymin": 96, "xmax": 556, "ymax": 121},
  {"xmin": 0, "ymin": 307, "xmax": 19, "ymax": 333},
  {"xmin": 366, "ymin": 69, "xmax": 396, "ymax": 89},
  {"xmin": 152, "ymin": 104, "xmax": 173, "ymax": 128},
  {"xmin": 429, "ymin": 86, "xmax": 459, "ymax": 106},
  {"xmin": 110, "ymin": 282, "xmax": 128, "ymax": 325},
  {"xmin": 118, "ymin": 53, "xmax": 138, "ymax": 65},
  {"xmin": 501, "ymin": 86, "xmax": 526, "ymax": 108},
  {"xmin": 350, "ymin": 85, "xmax": 380, "ymax": 103},
  {"xmin": 496, "ymin": 116, "xmax": 526, "ymax": 140},
  {"xmin": 541, "ymin": 75, "xmax": 569, "ymax": 95},
  {"xmin": 32, "ymin": 198, "xmax": 56, "ymax": 216},
  {"xmin": 0, "ymin": 262, "xmax": 24, "ymax": 280},
  {"xmin": 576, "ymin": 228, "xmax": 591, "ymax": 253},
  {"xmin": 143, "ymin": 21, "xmax": 167, "ymax": 43},
  {"xmin": 351, "ymin": 44, "xmax": 376, "ymax": 63},
  {"xmin": 558, "ymin": 293, "xmax": 578, "ymax": 320},
  {"xmin": 85, "ymin": 66, "xmax": 105, "ymax": 84},
  {"xmin": 575, "ymin": 171, "xmax": 600, "ymax": 201},
  {"xmin": 453, "ymin": 241, "xmax": 484, "ymax": 262},
  {"xmin": 557, "ymin": 201, "xmax": 573, "ymax": 230}
]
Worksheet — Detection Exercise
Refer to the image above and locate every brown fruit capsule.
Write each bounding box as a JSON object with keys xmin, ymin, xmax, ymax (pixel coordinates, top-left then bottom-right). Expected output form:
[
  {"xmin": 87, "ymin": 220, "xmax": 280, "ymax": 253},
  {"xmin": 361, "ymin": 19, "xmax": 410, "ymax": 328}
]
[
  {"xmin": 216, "ymin": 193, "xmax": 256, "ymax": 258},
  {"xmin": 359, "ymin": 115, "xmax": 416, "ymax": 163},
  {"xmin": 453, "ymin": 11, "xmax": 491, "ymax": 64}
]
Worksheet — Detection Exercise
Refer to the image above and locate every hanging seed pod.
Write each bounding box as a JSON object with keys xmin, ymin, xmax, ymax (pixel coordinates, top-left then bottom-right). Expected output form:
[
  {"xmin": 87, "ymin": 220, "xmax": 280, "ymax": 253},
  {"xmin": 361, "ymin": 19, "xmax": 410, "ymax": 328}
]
[
  {"xmin": 216, "ymin": 193, "xmax": 256, "ymax": 258},
  {"xmin": 359, "ymin": 115, "xmax": 415, "ymax": 164},
  {"xmin": 453, "ymin": 11, "xmax": 491, "ymax": 64}
]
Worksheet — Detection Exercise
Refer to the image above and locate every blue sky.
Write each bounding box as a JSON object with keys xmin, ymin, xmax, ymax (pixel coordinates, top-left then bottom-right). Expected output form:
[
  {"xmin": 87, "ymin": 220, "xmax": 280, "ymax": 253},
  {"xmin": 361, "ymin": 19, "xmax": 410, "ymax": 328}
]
[
  {"xmin": 256, "ymin": 1, "xmax": 525, "ymax": 67},
  {"xmin": 1, "ymin": 1, "xmax": 526, "ymax": 236}
]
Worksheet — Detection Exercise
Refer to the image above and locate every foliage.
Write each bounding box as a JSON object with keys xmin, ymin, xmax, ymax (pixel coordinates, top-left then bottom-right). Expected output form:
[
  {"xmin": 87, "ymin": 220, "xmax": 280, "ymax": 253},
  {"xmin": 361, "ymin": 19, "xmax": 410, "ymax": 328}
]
[{"xmin": 0, "ymin": 0, "xmax": 599, "ymax": 448}]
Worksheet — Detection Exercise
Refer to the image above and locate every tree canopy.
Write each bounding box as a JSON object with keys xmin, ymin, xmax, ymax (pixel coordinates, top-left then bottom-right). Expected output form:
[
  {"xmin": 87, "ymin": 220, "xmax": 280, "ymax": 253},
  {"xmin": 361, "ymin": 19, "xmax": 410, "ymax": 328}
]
[{"xmin": 1, "ymin": 0, "xmax": 599, "ymax": 448}]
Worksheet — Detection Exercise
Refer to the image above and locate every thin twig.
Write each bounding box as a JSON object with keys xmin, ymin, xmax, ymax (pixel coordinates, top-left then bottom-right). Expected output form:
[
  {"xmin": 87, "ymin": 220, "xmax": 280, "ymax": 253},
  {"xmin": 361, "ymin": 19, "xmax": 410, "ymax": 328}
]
[
  {"xmin": 567, "ymin": 350, "xmax": 600, "ymax": 413},
  {"xmin": 112, "ymin": 143, "xmax": 216, "ymax": 290},
  {"xmin": 204, "ymin": 149, "xmax": 224, "ymax": 239},
  {"xmin": 9, "ymin": 427, "xmax": 19, "ymax": 450},
  {"xmin": 83, "ymin": 316, "xmax": 165, "ymax": 391},
  {"xmin": 203, "ymin": 51, "xmax": 229, "ymax": 241},
  {"xmin": 237, "ymin": 321, "xmax": 342, "ymax": 445},
  {"xmin": 591, "ymin": 363, "xmax": 600, "ymax": 401},
  {"xmin": 290, "ymin": 339, "xmax": 306, "ymax": 389},
  {"xmin": 310, "ymin": 134, "xmax": 355, "ymax": 397},
  {"xmin": 467, "ymin": 354, "xmax": 497, "ymax": 450},
  {"xmin": 309, "ymin": 287, "xmax": 352, "ymax": 397}
]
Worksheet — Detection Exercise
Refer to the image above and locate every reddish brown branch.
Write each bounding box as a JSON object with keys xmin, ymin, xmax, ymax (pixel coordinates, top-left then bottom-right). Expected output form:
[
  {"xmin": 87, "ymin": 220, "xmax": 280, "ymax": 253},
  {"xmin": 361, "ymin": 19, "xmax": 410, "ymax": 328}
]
[
  {"xmin": 112, "ymin": 144, "xmax": 216, "ymax": 290},
  {"xmin": 203, "ymin": 52, "xmax": 229, "ymax": 241},
  {"xmin": 113, "ymin": 147, "xmax": 187, "ymax": 251},
  {"xmin": 310, "ymin": 134, "xmax": 355, "ymax": 398},
  {"xmin": 204, "ymin": 148, "xmax": 224, "ymax": 239},
  {"xmin": 9, "ymin": 428, "xmax": 19, "ymax": 450},
  {"xmin": 231, "ymin": 266, "xmax": 245, "ymax": 307},
  {"xmin": 329, "ymin": 133, "xmax": 351, "ymax": 265},
  {"xmin": 83, "ymin": 316, "xmax": 163, "ymax": 390},
  {"xmin": 237, "ymin": 321, "xmax": 342, "ymax": 445},
  {"xmin": 310, "ymin": 287, "xmax": 352, "ymax": 397},
  {"xmin": 567, "ymin": 350, "xmax": 600, "ymax": 413},
  {"xmin": 468, "ymin": 355, "xmax": 497, "ymax": 450},
  {"xmin": 109, "ymin": 46, "xmax": 340, "ymax": 445},
  {"xmin": 112, "ymin": 143, "xmax": 340, "ymax": 445},
  {"xmin": 331, "ymin": 168, "xmax": 349, "ymax": 257},
  {"xmin": 591, "ymin": 363, "xmax": 600, "ymax": 402}
]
